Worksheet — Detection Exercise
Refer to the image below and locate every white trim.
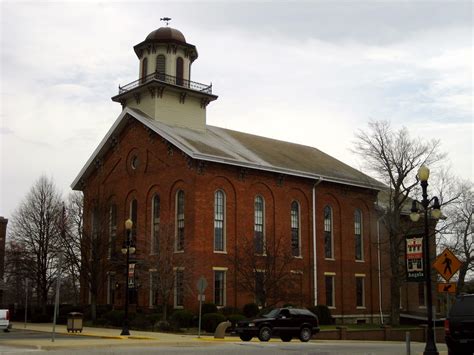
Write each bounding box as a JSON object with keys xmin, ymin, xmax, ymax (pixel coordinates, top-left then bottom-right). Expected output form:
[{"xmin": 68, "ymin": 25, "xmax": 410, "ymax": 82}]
[
  {"xmin": 212, "ymin": 267, "xmax": 228, "ymax": 271},
  {"xmin": 254, "ymin": 195, "xmax": 265, "ymax": 254},
  {"xmin": 213, "ymin": 269, "xmax": 226, "ymax": 307},
  {"xmin": 213, "ymin": 189, "xmax": 226, "ymax": 253},
  {"xmin": 355, "ymin": 275, "xmax": 365, "ymax": 308},
  {"xmin": 324, "ymin": 272, "xmax": 336, "ymax": 276}
]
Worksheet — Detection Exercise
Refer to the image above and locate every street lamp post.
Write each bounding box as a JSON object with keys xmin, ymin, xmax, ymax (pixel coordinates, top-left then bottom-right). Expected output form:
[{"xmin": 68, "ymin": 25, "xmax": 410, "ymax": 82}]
[
  {"xmin": 410, "ymin": 165, "xmax": 441, "ymax": 355},
  {"xmin": 121, "ymin": 219, "xmax": 136, "ymax": 336}
]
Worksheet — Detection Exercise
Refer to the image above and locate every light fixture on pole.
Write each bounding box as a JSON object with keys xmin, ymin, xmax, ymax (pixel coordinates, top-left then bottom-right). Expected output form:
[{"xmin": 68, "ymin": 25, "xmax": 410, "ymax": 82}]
[
  {"xmin": 409, "ymin": 165, "xmax": 441, "ymax": 355},
  {"xmin": 120, "ymin": 218, "xmax": 135, "ymax": 336}
]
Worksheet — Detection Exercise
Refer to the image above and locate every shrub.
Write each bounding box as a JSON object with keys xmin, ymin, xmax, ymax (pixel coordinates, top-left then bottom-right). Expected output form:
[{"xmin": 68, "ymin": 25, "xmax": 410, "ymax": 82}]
[
  {"xmin": 226, "ymin": 314, "xmax": 246, "ymax": 329},
  {"xmin": 170, "ymin": 309, "xmax": 194, "ymax": 329},
  {"xmin": 221, "ymin": 306, "xmax": 240, "ymax": 316},
  {"xmin": 243, "ymin": 303, "xmax": 259, "ymax": 318},
  {"xmin": 156, "ymin": 320, "xmax": 171, "ymax": 331},
  {"xmin": 307, "ymin": 305, "xmax": 333, "ymax": 325},
  {"xmin": 201, "ymin": 313, "xmax": 226, "ymax": 333},
  {"xmin": 102, "ymin": 310, "xmax": 125, "ymax": 327},
  {"xmin": 31, "ymin": 313, "xmax": 52, "ymax": 323},
  {"xmin": 201, "ymin": 303, "xmax": 218, "ymax": 315},
  {"xmin": 130, "ymin": 313, "xmax": 151, "ymax": 330},
  {"xmin": 146, "ymin": 312, "xmax": 163, "ymax": 328}
]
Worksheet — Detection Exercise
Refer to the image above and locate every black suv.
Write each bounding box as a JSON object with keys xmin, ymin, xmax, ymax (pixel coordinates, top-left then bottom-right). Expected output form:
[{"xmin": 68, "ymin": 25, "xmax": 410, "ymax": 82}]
[
  {"xmin": 235, "ymin": 307, "xmax": 320, "ymax": 342},
  {"xmin": 445, "ymin": 293, "xmax": 474, "ymax": 355}
]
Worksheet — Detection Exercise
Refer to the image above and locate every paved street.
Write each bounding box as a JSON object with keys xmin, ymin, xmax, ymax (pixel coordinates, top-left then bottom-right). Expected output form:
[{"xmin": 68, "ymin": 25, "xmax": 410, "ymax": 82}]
[{"xmin": 0, "ymin": 323, "xmax": 448, "ymax": 355}]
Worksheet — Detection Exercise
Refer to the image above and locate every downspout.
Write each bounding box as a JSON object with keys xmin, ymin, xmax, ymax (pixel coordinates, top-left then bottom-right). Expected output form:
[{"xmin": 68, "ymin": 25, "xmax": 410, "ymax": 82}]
[{"xmin": 312, "ymin": 178, "xmax": 323, "ymax": 306}]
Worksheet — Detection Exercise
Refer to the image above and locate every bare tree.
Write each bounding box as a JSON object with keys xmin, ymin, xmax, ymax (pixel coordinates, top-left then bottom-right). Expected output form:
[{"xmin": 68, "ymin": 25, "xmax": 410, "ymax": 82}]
[
  {"xmin": 353, "ymin": 121, "xmax": 445, "ymax": 325},
  {"xmin": 438, "ymin": 179, "xmax": 473, "ymax": 292},
  {"xmin": 2, "ymin": 240, "xmax": 32, "ymax": 306},
  {"xmin": 8, "ymin": 176, "xmax": 63, "ymax": 314},
  {"xmin": 147, "ymin": 225, "xmax": 193, "ymax": 320},
  {"xmin": 231, "ymin": 234, "xmax": 299, "ymax": 308},
  {"xmin": 59, "ymin": 192, "xmax": 83, "ymax": 305}
]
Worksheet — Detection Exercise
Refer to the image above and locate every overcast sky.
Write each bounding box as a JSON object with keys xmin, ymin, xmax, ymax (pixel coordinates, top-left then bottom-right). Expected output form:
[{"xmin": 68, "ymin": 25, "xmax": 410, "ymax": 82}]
[{"xmin": 1, "ymin": 0, "xmax": 472, "ymax": 218}]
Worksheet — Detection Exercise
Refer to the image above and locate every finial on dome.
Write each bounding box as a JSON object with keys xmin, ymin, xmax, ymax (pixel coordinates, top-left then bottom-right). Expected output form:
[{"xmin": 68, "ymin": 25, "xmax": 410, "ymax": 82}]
[{"xmin": 160, "ymin": 17, "xmax": 172, "ymax": 26}]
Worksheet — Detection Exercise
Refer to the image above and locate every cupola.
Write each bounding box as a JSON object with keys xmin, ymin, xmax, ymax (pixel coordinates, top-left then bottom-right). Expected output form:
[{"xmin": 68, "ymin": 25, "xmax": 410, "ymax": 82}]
[{"xmin": 112, "ymin": 23, "xmax": 217, "ymax": 131}]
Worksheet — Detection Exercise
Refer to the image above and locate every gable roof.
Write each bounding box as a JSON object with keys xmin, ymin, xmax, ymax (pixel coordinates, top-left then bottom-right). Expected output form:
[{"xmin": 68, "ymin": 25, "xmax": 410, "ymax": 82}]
[{"xmin": 71, "ymin": 107, "xmax": 384, "ymax": 191}]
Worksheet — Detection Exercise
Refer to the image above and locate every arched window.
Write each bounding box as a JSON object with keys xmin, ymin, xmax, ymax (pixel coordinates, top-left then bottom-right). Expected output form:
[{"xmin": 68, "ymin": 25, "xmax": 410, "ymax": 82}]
[
  {"xmin": 176, "ymin": 57, "xmax": 183, "ymax": 86},
  {"xmin": 156, "ymin": 54, "xmax": 166, "ymax": 80},
  {"xmin": 324, "ymin": 206, "xmax": 333, "ymax": 259},
  {"xmin": 130, "ymin": 199, "xmax": 138, "ymax": 243},
  {"xmin": 176, "ymin": 190, "xmax": 185, "ymax": 251},
  {"xmin": 214, "ymin": 190, "xmax": 225, "ymax": 252},
  {"xmin": 291, "ymin": 201, "xmax": 300, "ymax": 256},
  {"xmin": 151, "ymin": 195, "xmax": 160, "ymax": 254},
  {"xmin": 108, "ymin": 203, "xmax": 117, "ymax": 259},
  {"xmin": 354, "ymin": 209, "xmax": 363, "ymax": 260},
  {"xmin": 254, "ymin": 196, "xmax": 265, "ymax": 254},
  {"xmin": 141, "ymin": 57, "xmax": 148, "ymax": 83}
]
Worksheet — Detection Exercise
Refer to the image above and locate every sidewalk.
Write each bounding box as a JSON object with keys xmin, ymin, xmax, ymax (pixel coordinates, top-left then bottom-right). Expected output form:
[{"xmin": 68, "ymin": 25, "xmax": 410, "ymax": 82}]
[{"xmin": 4, "ymin": 322, "xmax": 220, "ymax": 350}]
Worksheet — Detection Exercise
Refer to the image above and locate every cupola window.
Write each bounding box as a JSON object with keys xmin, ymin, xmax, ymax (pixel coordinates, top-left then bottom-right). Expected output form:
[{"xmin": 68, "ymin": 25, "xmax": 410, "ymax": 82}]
[
  {"xmin": 176, "ymin": 57, "xmax": 183, "ymax": 86},
  {"xmin": 156, "ymin": 55, "xmax": 166, "ymax": 80},
  {"xmin": 141, "ymin": 57, "xmax": 148, "ymax": 83}
]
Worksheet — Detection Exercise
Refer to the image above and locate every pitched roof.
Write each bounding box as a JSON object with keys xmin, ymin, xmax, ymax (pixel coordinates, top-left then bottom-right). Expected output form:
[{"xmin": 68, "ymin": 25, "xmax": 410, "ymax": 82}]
[{"xmin": 71, "ymin": 108, "xmax": 384, "ymax": 190}]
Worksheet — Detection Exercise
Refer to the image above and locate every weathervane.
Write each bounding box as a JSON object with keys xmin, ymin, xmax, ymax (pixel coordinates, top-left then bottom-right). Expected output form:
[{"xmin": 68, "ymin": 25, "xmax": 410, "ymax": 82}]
[{"xmin": 160, "ymin": 17, "xmax": 172, "ymax": 26}]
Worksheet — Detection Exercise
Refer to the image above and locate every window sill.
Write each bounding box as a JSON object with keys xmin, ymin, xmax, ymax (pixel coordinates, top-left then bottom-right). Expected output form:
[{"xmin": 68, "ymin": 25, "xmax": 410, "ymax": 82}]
[
  {"xmin": 419, "ymin": 306, "xmax": 426, "ymax": 309},
  {"xmin": 325, "ymin": 258, "xmax": 335, "ymax": 261},
  {"xmin": 214, "ymin": 250, "xmax": 227, "ymax": 254},
  {"xmin": 355, "ymin": 259, "xmax": 365, "ymax": 263},
  {"xmin": 174, "ymin": 250, "xmax": 184, "ymax": 254},
  {"xmin": 292, "ymin": 255, "xmax": 303, "ymax": 259},
  {"xmin": 174, "ymin": 305, "xmax": 184, "ymax": 309},
  {"xmin": 356, "ymin": 306, "xmax": 366, "ymax": 309},
  {"xmin": 328, "ymin": 306, "xmax": 336, "ymax": 310}
]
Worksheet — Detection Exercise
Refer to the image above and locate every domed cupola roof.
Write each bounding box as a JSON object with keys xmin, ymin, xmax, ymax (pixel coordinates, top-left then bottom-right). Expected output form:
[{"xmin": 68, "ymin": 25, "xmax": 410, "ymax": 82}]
[
  {"xmin": 145, "ymin": 27, "xmax": 187, "ymax": 44},
  {"xmin": 134, "ymin": 26, "xmax": 198, "ymax": 61}
]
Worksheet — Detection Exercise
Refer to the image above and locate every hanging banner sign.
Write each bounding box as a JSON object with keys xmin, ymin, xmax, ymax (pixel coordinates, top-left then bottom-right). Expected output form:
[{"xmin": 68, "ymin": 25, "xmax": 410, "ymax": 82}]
[
  {"xmin": 128, "ymin": 263, "xmax": 135, "ymax": 288},
  {"xmin": 406, "ymin": 236, "xmax": 425, "ymax": 282}
]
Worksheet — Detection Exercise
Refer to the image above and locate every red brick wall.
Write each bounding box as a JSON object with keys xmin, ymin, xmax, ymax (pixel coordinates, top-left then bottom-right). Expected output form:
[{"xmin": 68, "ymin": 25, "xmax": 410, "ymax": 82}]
[{"xmin": 81, "ymin": 118, "xmax": 388, "ymax": 319}]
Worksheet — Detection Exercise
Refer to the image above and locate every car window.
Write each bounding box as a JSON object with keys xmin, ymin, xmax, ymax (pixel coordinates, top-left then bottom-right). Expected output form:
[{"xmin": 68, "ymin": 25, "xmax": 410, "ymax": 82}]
[
  {"xmin": 289, "ymin": 309, "xmax": 299, "ymax": 316},
  {"xmin": 280, "ymin": 309, "xmax": 290, "ymax": 317},
  {"xmin": 263, "ymin": 309, "xmax": 280, "ymax": 318},
  {"xmin": 450, "ymin": 296, "xmax": 474, "ymax": 317}
]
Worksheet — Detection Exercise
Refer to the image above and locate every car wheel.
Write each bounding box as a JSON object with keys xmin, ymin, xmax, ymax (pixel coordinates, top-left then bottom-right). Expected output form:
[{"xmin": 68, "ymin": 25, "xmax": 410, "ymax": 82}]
[
  {"xmin": 258, "ymin": 326, "xmax": 272, "ymax": 342},
  {"xmin": 299, "ymin": 327, "xmax": 312, "ymax": 342},
  {"xmin": 280, "ymin": 334, "xmax": 292, "ymax": 342},
  {"xmin": 239, "ymin": 334, "xmax": 252, "ymax": 341}
]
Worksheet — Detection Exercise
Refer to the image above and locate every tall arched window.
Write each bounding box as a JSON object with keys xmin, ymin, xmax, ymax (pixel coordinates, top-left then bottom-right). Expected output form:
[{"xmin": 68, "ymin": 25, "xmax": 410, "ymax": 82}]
[
  {"xmin": 141, "ymin": 57, "xmax": 148, "ymax": 83},
  {"xmin": 291, "ymin": 201, "xmax": 300, "ymax": 256},
  {"xmin": 324, "ymin": 206, "xmax": 333, "ymax": 259},
  {"xmin": 130, "ymin": 199, "xmax": 138, "ymax": 243},
  {"xmin": 108, "ymin": 203, "xmax": 117, "ymax": 259},
  {"xmin": 151, "ymin": 195, "xmax": 160, "ymax": 254},
  {"xmin": 254, "ymin": 196, "xmax": 265, "ymax": 254},
  {"xmin": 176, "ymin": 57, "xmax": 183, "ymax": 86},
  {"xmin": 176, "ymin": 190, "xmax": 185, "ymax": 251},
  {"xmin": 214, "ymin": 190, "xmax": 225, "ymax": 252},
  {"xmin": 156, "ymin": 54, "xmax": 166, "ymax": 80},
  {"xmin": 354, "ymin": 209, "xmax": 363, "ymax": 260}
]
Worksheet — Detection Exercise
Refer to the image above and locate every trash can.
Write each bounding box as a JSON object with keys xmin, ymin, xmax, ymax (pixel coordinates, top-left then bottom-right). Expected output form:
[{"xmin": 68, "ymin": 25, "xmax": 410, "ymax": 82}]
[{"xmin": 67, "ymin": 312, "xmax": 83, "ymax": 333}]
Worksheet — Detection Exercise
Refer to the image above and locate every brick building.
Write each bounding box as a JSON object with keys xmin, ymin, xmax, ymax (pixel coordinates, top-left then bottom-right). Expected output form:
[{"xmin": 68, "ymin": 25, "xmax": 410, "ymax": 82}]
[{"xmin": 72, "ymin": 26, "xmax": 405, "ymax": 323}]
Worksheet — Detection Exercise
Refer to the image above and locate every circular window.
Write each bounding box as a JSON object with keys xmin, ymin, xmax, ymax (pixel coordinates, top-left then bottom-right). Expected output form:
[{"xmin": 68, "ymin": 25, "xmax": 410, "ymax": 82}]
[{"xmin": 131, "ymin": 155, "xmax": 139, "ymax": 170}]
